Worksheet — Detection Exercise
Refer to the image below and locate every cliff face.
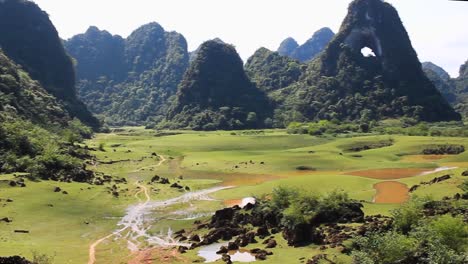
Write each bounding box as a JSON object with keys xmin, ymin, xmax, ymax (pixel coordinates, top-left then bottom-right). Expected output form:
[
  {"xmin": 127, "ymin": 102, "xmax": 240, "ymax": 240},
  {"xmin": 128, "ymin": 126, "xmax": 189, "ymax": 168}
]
[
  {"xmin": 295, "ymin": 0, "xmax": 460, "ymax": 122},
  {"xmin": 0, "ymin": 0, "xmax": 99, "ymax": 128},
  {"xmin": 277, "ymin": 28, "xmax": 335, "ymax": 62},
  {"xmin": 277, "ymin": 38, "xmax": 299, "ymax": 57},
  {"xmin": 165, "ymin": 41, "xmax": 272, "ymax": 130},
  {"xmin": 65, "ymin": 23, "xmax": 190, "ymax": 126}
]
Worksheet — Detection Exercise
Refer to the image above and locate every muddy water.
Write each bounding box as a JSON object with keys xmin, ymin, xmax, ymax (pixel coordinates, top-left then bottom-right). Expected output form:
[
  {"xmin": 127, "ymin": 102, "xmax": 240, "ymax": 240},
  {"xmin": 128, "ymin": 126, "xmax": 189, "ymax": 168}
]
[
  {"xmin": 198, "ymin": 242, "xmax": 256, "ymax": 263},
  {"xmin": 348, "ymin": 168, "xmax": 431, "ymax": 179},
  {"xmin": 373, "ymin": 181, "xmax": 409, "ymax": 204}
]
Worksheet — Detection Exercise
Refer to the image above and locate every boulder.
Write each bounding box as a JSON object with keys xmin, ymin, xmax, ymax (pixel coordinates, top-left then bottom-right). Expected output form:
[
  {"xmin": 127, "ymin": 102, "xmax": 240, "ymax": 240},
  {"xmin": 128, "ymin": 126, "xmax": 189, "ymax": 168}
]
[
  {"xmin": 216, "ymin": 246, "xmax": 228, "ymax": 254},
  {"xmin": 227, "ymin": 242, "xmax": 239, "ymax": 250},
  {"xmin": 177, "ymin": 246, "xmax": 188, "ymax": 254},
  {"xmin": 0, "ymin": 256, "xmax": 33, "ymax": 264}
]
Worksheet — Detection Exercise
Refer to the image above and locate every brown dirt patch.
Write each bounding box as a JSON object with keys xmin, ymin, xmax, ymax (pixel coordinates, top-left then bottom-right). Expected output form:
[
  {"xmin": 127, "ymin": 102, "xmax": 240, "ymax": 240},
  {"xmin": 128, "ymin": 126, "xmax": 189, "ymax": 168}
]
[
  {"xmin": 373, "ymin": 181, "xmax": 409, "ymax": 204},
  {"xmin": 224, "ymin": 199, "xmax": 242, "ymax": 207},
  {"xmin": 402, "ymin": 155, "xmax": 451, "ymax": 163},
  {"xmin": 347, "ymin": 168, "xmax": 430, "ymax": 179},
  {"xmin": 128, "ymin": 248, "xmax": 189, "ymax": 264}
]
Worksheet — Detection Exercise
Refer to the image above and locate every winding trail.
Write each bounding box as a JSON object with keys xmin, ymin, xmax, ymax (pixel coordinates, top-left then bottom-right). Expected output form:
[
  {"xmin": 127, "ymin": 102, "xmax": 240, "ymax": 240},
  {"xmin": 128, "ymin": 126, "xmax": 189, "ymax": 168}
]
[
  {"xmin": 88, "ymin": 155, "xmax": 163, "ymax": 264},
  {"xmin": 87, "ymin": 155, "xmax": 230, "ymax": 264}
]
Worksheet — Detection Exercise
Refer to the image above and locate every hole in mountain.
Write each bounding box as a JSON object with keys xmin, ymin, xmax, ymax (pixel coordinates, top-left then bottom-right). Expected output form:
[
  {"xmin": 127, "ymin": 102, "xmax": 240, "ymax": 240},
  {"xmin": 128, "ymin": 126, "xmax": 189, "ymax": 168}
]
[{"xmin": 361, "ymin": 47, "xmax": 376, "ymax": 57}]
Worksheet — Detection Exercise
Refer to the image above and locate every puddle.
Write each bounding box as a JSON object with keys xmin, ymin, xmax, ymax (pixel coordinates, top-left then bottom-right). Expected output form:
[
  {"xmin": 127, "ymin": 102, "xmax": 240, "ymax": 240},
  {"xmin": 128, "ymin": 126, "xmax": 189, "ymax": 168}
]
[
  {"xmin": 417, "ymin": 166, "xmax": 458, "ymax": 176},
  {"xmin": 373, "ymin": 181, "xmax": 409, "ymax": 204},
  {"xmin": 198, "ymin": 242, "xmax": 256, "ymax": 263},
  {"xmin": 347, "ymin": 168, "xmax": 431, "ymax": 179},
  {"xmin": 224, "ymin": 197, "xmax": 256, "ymax": 208}
]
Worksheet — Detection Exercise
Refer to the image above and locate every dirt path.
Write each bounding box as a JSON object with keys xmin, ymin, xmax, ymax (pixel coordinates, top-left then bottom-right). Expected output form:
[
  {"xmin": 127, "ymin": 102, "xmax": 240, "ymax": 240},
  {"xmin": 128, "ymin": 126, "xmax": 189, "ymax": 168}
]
[
  {"xmin": 134, "ymin": 155, "xmax": 167, "ymax": 172},
  {"xmin": 88, "ymin": 154, "xmax": 230, "ymax": 264},
  {"xmin": 88, "ymin": 156, "xmax": 164, "ymax": 264}
]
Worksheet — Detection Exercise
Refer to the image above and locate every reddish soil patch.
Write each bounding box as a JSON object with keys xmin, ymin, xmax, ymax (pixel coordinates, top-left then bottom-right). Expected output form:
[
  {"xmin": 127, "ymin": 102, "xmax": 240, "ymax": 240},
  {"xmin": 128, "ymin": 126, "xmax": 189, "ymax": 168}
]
[
  {"xmin": 347, "ymin": 168, "xmax": 430, "ymax": 180},
  {"xmin": 373, "ymin": 181, "xmax": 409, "ymax": 204},
  {"xmin": 402, "ymin": 155, "xmax": 450, "ymax": 163},
  {"xmin": 224, "ymin": 199, "xmax": 242, "ymax": 207},
  {"xmin": 128, "ymin": 248, "xmax": 189, "ymax": 264}
]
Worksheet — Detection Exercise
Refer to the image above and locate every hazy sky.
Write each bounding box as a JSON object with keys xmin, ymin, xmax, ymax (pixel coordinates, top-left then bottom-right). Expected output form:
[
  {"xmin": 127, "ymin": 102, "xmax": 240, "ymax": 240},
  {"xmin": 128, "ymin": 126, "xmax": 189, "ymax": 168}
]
[{"xmin": 33, "ymin": 0, "xmax": 468, "ymax": 77}]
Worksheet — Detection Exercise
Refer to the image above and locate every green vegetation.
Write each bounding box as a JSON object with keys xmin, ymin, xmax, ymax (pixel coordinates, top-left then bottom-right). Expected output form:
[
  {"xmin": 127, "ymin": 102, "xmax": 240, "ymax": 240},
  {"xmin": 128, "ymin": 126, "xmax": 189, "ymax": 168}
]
[
  {"xmin": 0, "ymin": 0, "xmax": 99, "ymax": 128},
  {"xmin": 163, "ymin": 40, "xmax": 272, "ymax": 130},
  {"xmin": 245, "ymin": 47, "xmax": 304, "ymax": 93},
  {"xmin": 424, "ymin": 60, "xmax": 468, "ymax": 119},
  {"xmin": 276, "ymin": 27, "xmax": 335, "ymax": 62},
  {"xmin": 1, "ymin": 127, "xmax": 467, "ymax": 263},
  {"xmin": 65, "ymin": 23, "xmax": 189, "ymax": 126},
  {"xmin": 353, "ymin": 205, "xmax": 467, "ymax": 264},
  {"xmin": 0, "ymin": 49, "xmax": 93, "ymax": 181}
]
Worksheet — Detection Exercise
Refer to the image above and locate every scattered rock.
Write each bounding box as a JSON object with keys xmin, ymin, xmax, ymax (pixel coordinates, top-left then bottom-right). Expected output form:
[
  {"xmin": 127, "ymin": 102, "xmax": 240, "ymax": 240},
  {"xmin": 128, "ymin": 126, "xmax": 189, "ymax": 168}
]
[
  {"xmin": 177, "ymin": 246, "xmax": 188, "ymax": 254},
  {"xmin": 54, "ymin": 187, "xmax": 61, "ymax": 192},
  {"xmin": 221, "ymin": 254, "xmax": 232, "ymax": 264},
  {"xmin": 227, "ymin": 241, "xmax": 239, "ymax": 250},
  {"xmin": 0, "ymin": 217, "xmax": 12, "ymax": 223},
  {"xmin": 0, "ymin": 256, "xmax": 33, "ymax": 264},
  {"xmin": 189, "ymin": 234, "xmax": 201, "ymax": 242},
  {"xmin": 159, "ymin": 178, "xmax": 170, "ymax": 184},
  {"xmin": 62, "ymin": 191, "xmax": 68, "ymax": 195},
  {"xmin": 170, "ymin": 183, "xmax": 184, "ymax": 189},
  {"xmin": 14, "ymin": 230, "xmax": 29, "ymax": 233},
  {"xmin": 256, "ymin": 226, "xmax": 270, "ymax": 238},
  {"xmin": 264, "ymin": 238, "xmax": 277, "ymax": 248},
  {"xmin": 216, "ymin": 246, "xmax": 228, "ymax": 254}
]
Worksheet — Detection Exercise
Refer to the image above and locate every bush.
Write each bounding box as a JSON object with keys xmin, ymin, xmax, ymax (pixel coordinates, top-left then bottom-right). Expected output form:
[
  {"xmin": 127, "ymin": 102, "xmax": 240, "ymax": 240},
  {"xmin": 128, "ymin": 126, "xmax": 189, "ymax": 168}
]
[
  {"xmin": 427, "ymin": 215, "xmax": 467, "ymax": 252},
  {"xmin": 391, "ymin": 198, "xmax": 424, "ymax": 234},
  {"xmin": 352, "ymin": 232, "xmax": 417, "ymax": 264}
]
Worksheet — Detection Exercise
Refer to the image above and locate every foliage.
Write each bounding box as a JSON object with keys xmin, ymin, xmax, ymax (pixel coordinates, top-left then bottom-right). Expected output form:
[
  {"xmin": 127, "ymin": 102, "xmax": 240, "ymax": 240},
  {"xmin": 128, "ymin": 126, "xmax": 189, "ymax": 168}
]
[
  {"xmin": 265, "ymin": 187, "xmax": 354, "ymax": 229},
  {"xmin": 246, "ymin": 0, "xmax": 460, "ymax": 126},
  {"xmin": 0, "ymin": 0, "xmax": 99, "ymax": 128},
  {"xmin": 424, "ymin": 60, "xmax": 468, "ymax": 119},
  {"xmin": 163, "ymin": 40, "xmax": 273, "ymax": 130},
  {"xmin": 391, "ymin": 198, "xmax": 425, "ymax": 234},
  {"xmin": 353, "ymin": 198, "xmax": 468, "ymax": 264},
  {"xmin": 0, "ymin": 49, "xmax": 93, "ymax": 182},
  {"xmin": 278, "ymin": 28, "xmax": 335, "ymax": 62},
  {"xmin": 245, "ymin": 48, "xmax": 304, "ymax": 93},
  {"xmin": 65, "ymin": 23, "xmax": 189, "ymax": 126},
  {"xmin": 352, "ymin": 232, "xmax": 417, "ymax": 264}
]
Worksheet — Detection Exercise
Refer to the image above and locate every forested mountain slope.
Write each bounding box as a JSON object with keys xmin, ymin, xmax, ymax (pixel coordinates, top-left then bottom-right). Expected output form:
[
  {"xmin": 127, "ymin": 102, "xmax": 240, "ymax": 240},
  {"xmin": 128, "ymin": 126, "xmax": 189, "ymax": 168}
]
[
  {"xmin": 0, "ymin": 0, "xmax": 99, "ymax": 128},
  {"xmin": 65, "ymin": 23, "xmax": 189, "ymax": 126}
]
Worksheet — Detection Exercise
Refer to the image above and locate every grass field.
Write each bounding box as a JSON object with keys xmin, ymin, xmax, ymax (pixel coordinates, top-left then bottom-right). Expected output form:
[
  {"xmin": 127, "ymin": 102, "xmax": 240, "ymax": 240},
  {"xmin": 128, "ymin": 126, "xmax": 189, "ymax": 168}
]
[{"xmin": 1, "ymin": 127, "xmax": 466, "ymax": 263}]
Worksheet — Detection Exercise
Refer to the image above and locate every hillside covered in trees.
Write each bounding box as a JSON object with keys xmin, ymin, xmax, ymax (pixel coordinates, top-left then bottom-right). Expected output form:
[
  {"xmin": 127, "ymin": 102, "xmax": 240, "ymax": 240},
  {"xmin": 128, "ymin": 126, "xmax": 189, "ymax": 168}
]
[
  {"xmin": 65, "ymin": 23, "xmax": 189, "ymax": 126},
  {"xmin": 162, "ymin": 40, "xmax": 272, "ymax": 130},
  {"xmin": 246, "ymin": 0, "xmax": 460, "ymax": 126},
  {"xmin": 0, "ymin": 0, "xmax": 99, "ymax": 129},
  {"xmin": 423, "ymin": 61, "xmax": 468, "ymax": 118},
  {"xmin": 277, "ymin": 27, "xmax": 335, "ymax": 62},
  {"xmin": 0, "ymin": 0, "xmax": 97, "ymax": 181},
  {"xmin": 60, "ymin": 0, "xmax": 462, "ymax": 130}
]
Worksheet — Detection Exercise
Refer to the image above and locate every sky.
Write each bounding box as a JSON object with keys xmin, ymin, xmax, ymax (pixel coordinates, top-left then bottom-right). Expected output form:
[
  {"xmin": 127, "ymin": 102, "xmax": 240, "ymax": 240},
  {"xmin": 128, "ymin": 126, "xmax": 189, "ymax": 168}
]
[{"xmin": 32, "ymin": 0, "xmax": 468, "ymax": 77}]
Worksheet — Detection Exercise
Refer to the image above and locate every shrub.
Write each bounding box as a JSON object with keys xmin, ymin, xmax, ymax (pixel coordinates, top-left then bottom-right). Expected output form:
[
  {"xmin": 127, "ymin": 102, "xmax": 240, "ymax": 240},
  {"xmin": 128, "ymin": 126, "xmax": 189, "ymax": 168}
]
[{"xmin": 391, "ymin": 198, "xmax": 424, "ymax": 234}]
